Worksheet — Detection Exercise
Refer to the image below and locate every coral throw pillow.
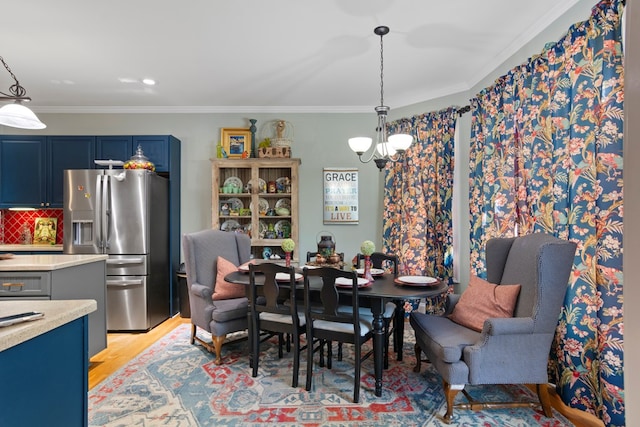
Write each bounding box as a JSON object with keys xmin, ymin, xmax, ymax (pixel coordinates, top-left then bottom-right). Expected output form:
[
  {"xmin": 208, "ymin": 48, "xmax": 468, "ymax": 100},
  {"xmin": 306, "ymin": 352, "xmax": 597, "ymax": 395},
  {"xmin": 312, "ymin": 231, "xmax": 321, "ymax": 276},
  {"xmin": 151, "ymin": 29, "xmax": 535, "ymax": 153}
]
[
  {"xmin": 213, "ymin": 256, "xmax": 246, "ymax": 300},
  {"xmin": 448, "ymin": 275, "xmax": 521, "ymax": 332}
]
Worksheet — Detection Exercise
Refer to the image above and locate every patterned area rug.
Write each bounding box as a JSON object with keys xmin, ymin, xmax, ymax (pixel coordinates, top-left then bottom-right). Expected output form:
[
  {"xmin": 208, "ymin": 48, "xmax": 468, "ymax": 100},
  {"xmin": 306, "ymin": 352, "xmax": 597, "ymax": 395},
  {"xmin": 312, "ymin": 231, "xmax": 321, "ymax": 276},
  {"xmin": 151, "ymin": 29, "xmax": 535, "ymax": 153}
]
[{"xmin": 89, "ymin": 324, "xmax": 574, "ymax": 426}]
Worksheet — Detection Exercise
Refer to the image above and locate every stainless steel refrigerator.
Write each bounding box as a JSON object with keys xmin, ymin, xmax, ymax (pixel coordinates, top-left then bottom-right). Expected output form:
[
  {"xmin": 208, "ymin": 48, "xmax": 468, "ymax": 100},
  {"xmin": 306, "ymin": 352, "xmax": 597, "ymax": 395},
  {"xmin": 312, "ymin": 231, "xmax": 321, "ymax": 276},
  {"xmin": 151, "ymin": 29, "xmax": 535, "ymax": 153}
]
[{"xmin": 63, "ymin": 168, "xmax": 169, "ymax": 331}]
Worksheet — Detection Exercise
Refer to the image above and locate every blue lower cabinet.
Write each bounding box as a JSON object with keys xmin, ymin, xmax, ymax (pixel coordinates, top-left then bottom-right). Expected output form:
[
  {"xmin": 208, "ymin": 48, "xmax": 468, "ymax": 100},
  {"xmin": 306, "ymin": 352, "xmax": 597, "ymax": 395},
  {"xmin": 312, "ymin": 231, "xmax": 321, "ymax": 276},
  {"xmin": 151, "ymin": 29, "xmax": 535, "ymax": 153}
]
[{"xmin": 0, "ymin": 316, "xmax": 89, "ymax": 427}]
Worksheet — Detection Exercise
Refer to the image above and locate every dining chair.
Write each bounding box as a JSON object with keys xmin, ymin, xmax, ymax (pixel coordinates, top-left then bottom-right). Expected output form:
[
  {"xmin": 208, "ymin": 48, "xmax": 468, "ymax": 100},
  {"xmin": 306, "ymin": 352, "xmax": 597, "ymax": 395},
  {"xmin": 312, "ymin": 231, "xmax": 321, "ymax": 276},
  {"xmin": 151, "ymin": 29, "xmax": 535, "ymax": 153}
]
[
  {"xmin": 248, "ymin": 262, "xmax": 306, "ymax": 388},
  {"xmin": 302, "ymin": 266, "xmax": 373, "ymax": 403},
  {"xmin": 356, "ymin": 252, "xmax": 399, "ymax": 367}
]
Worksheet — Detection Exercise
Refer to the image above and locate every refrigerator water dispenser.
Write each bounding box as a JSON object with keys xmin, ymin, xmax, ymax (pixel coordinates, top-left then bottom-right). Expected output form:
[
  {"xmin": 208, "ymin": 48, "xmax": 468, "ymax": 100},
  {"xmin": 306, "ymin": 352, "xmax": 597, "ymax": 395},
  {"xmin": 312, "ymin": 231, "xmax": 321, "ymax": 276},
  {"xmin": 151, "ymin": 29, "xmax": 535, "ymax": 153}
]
[{"xmin": 72, "ymin": 220, "xmax": 93, "ymax": 245}]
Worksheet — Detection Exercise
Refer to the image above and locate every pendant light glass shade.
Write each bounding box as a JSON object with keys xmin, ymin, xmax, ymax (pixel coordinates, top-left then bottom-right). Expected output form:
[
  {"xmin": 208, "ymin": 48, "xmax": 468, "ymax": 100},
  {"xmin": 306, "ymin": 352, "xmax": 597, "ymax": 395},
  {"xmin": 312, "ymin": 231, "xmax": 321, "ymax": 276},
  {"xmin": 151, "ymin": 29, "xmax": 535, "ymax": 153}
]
[
  {"xmin": 388, "ymin": 133, "xmax": 412, "ymax": 152},
  {"xmin": 0, "ymin": 102, "xmax": 46, "ymax": 129},
  {"xmin": 0, "ymin": 55, "xmax": 46, "ymax": 130},
  {"xmin": 348, "ymin": 137, "xmax": 373, "ymax": 154},
  {"xmin": 376, "ymin": 142, "xmax": 397, "ymax": 156}
]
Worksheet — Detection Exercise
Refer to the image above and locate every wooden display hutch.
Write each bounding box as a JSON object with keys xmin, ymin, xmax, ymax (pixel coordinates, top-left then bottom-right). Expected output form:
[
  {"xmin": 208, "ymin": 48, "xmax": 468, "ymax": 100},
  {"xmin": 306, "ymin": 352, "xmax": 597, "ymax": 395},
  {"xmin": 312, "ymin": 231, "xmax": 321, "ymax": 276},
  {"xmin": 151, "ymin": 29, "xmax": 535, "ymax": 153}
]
[{"xmin": 211, "ymin": 158, "xmax": 300, "ymax": 261}]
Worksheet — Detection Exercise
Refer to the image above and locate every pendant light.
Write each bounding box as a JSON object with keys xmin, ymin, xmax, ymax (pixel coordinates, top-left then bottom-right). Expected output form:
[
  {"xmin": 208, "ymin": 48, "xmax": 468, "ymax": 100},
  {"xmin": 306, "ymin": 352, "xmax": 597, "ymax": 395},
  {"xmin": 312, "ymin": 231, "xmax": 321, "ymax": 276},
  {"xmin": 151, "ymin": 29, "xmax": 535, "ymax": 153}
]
[
  {"xmin": 348, "ymin": 26, "xmax": 412, "ymax": 171},
  {"xmin": 0, "ymin": 56, "xmax": 46, "ymax": 130}
]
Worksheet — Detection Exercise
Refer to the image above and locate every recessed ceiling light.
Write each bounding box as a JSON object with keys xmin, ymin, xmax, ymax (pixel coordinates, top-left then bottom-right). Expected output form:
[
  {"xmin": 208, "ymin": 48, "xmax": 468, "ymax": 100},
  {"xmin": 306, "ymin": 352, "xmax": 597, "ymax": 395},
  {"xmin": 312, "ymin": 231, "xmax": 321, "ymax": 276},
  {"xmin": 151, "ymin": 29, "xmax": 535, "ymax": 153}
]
[{"xmin": 142, "ymin": 78, "xmax": 156, "ymax": 86}]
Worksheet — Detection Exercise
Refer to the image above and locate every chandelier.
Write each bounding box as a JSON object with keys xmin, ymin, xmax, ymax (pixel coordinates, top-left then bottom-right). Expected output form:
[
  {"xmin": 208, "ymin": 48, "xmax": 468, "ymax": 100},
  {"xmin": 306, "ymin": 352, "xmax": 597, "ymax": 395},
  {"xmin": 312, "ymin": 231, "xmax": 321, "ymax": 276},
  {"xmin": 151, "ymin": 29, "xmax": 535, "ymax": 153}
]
[
  {"xmin": 0, "ymin": 56, "xmax": 46, "ymax": 130},
  {"xmin": 348, "ymin": 26, "xmax": 412, "ymax": 171}
]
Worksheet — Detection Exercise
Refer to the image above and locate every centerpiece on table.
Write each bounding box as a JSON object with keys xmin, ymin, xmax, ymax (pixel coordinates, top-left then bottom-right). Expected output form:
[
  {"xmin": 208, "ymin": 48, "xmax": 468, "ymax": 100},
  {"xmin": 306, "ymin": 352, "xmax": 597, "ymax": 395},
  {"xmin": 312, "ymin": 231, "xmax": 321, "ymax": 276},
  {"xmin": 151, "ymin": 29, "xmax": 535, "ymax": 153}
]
[
  {"xmin": 281, "ymin": 238, "xmax": 295, "ymax": 267},
  {"xmin": 360, "ymin": 240, "xmax": 375, "ymax": 282}
]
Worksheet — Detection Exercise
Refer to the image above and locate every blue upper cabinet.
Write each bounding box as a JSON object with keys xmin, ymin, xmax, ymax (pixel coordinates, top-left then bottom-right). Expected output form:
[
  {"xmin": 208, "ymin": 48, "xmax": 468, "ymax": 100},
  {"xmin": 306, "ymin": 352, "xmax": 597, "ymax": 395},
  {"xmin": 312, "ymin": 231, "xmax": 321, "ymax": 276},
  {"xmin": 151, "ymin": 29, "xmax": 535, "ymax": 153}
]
[
  {"xmin": 133, "ymin": 136, "xmax": 171, "ymax": 172},
  {"xmin": 96, "ymin": 135, "xmax": 176, "ymax": 173},
  {"xmin": 48, "ymin": 136, "xmax": 96, "ymax": 207},
  {"xmin": 0, "ymin": 134, "xmax": 179, "ymax": 209},
  {"xmin": 0, "ymin": 135, "xmax": 95, "ymax": 208},
  {"xmin": 96, "ymin": 136, "xmax": 133, "ymax": 167},
  {"xmin": 0, "ymin": 135, "xmax": 48, "ymax": 208}
]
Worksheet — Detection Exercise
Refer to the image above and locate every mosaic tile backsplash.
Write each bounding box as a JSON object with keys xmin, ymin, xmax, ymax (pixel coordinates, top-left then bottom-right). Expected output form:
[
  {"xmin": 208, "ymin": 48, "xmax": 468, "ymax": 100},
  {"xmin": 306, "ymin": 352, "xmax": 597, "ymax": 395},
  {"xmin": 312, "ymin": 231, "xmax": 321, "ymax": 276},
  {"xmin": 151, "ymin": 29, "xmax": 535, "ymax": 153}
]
[{"xmin": 1, "ymin": 209, "xmax": 64, "ymax": 245}]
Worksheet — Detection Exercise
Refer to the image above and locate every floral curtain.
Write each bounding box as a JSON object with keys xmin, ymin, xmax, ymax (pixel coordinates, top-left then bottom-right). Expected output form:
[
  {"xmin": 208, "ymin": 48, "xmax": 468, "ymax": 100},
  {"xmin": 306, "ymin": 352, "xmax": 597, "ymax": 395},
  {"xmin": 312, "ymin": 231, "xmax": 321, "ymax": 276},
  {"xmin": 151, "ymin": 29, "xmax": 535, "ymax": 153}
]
[
  {"xmin": 468, "ymin": 1, "xmax": 624, "ymax": 425},
  {"xmin": 385, "ymin": 108, "xmax": 458, "ymax": 314}
]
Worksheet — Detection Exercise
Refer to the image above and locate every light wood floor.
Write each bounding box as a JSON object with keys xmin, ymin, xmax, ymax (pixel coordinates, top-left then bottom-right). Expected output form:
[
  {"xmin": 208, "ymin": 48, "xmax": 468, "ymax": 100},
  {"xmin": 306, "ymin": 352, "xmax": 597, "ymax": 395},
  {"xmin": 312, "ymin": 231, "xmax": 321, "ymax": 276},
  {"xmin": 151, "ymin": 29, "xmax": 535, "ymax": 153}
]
[
  {"xmin": 88, "ymin": 315, "xmax": 190, "ymax": 389},
  {"xmin": 88, "ymin": 316, "xmax": 602, "ymax": 427}
]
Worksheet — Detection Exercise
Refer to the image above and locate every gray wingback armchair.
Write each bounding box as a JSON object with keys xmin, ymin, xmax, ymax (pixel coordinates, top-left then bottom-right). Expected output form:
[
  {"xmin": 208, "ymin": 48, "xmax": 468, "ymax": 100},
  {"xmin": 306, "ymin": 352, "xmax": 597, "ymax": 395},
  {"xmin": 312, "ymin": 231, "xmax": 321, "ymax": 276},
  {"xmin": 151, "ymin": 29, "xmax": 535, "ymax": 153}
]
[
  {"xmin": 410, "ymin": 233, "xmax": 576, "ymax": 423},
  {"xmin": 183, "ymin": 229, "xmax": 251, "ymax": 364}
]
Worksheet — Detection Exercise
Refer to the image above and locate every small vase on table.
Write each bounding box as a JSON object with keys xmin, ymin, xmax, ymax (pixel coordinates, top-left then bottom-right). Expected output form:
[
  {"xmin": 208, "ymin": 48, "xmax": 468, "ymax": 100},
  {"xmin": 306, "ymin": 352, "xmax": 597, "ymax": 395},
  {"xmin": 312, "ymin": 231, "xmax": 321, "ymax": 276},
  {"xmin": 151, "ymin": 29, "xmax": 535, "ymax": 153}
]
[
  {"xmin": 360, "ymin": 240, "xmax": 376, "ymax": 283},
  {"xmin": 281, "ymin": 238, "xmax": 295, "ymax": 268},
  {"xmin": 363, "ymin": 255, "xmax": 374, "ymax": 282}
]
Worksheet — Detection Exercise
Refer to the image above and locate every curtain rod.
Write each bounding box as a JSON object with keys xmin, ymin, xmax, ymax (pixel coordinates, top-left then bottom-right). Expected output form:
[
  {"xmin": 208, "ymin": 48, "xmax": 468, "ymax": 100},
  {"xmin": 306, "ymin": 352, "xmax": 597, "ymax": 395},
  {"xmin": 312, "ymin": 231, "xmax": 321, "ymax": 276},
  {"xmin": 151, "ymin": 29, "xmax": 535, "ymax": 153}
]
[{"xmin": 458, "ymin": 105, "xmax": 471, "ymax": 117}]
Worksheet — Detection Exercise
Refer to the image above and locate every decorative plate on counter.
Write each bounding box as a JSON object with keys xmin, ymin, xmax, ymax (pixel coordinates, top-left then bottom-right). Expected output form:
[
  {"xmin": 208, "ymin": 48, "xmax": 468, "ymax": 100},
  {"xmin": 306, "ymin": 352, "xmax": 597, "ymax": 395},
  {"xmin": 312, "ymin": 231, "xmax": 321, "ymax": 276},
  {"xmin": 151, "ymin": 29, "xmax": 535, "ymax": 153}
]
[
  {"xmin": 245, "ymin": 178, "xmax": 267, "ymax": 194},
  {"xmin": 223, "ymin": 176, "xmax": 243, "ymax": 190},
  {"xmin": 250, "ymin": 198, "xmax": 269, "ymax": 215},
  {"xmin": 220, "ymin": 219, "xmax": 241, "ymax": 232}
]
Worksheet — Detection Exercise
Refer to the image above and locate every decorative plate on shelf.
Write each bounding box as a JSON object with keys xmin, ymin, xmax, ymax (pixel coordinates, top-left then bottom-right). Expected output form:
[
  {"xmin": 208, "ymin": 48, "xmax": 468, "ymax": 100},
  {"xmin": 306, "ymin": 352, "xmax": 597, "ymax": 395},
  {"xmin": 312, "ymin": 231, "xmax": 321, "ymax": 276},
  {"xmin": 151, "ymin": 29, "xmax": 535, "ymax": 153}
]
[
  {"xmin": 223, "ymin": 176, "xmax": 243, "ymax": 190},
  {"xmin": 275, "ymin": 198, "xmax": 291, "ymax": 211},
  {"xmin": 250, "ymin": 198, "xmax": 269, "ymax": 215},
  {"xmin": 274, "ymin": 220, "xmax": 291, "ymax": 236},
  {"xmin": 275, "ymin": 177, "xmax": 290, "ymax": 192},
  {"xmin": 258, "ymin": 220, "xmax": 268, "ymax": 238},
  {"xmin": 335, "ymin": 277, "xmax": 372, "ymax": 288},
  {"xmin": 226, "ymin": 197, "xmax": 244, "ymax": 210},
  {"xmin": 220, "ymin": 219, "xmax": 241, "ymax": 232},
  {"xmin": 245, "ymin": 178, "xmax": 267, "ymax": 194}
]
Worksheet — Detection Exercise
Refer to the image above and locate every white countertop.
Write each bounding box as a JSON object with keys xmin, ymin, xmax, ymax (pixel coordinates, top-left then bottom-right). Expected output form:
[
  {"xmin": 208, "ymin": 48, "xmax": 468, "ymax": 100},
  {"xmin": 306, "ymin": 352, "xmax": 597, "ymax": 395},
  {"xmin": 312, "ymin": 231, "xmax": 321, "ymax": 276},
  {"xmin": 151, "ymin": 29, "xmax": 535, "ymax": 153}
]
[
  {"xmin": 0, "ymin": 299, "xmax": 97, "ymax": 352},
  {"xmin": 0, "ymin": 244, "xmax": 63, "ymax": 252},
  {"xmin": 0, "ymin": 254, "xmax": 108, "ymax": 271}
]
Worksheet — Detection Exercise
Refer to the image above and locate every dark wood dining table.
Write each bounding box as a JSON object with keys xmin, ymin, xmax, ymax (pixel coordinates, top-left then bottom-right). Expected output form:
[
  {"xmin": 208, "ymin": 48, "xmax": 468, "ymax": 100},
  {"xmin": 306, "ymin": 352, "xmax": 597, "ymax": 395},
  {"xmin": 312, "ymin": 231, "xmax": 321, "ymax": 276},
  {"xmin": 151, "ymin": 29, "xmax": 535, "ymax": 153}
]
[{"xmin": 225, "ymin": 267, "xmax": 448, "ymax": 397}]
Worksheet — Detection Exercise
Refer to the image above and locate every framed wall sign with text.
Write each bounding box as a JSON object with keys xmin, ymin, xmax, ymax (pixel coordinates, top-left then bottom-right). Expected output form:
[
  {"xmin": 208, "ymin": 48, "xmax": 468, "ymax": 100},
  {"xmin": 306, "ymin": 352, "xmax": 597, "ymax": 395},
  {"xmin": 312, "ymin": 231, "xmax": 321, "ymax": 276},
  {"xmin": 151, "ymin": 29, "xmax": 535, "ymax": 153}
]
[{"xmin": 323, "ymin": 167, "xmax": 358, "ymax": 224}]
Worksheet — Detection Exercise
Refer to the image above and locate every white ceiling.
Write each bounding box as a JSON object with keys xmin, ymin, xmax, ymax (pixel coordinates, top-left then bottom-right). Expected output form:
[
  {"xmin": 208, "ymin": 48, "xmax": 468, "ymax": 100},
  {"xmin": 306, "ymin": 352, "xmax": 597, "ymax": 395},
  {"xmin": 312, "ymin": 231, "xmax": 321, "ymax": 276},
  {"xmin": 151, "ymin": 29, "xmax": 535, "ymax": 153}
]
[{"xmin": 2, "ymin": 0, "xmax": 582, "ymax": 114}]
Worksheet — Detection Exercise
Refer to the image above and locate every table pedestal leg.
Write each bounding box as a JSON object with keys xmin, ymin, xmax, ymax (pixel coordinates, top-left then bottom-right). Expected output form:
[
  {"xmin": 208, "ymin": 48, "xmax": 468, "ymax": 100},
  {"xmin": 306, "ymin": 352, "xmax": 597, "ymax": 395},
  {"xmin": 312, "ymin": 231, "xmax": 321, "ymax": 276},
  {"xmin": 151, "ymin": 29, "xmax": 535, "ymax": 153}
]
[
  {"xmin": 394, "ymin": 300, "xmax": 405, "ymax": 361},
  {"xmin": 371, "ymin": 300, "xmax": 384, "ymax": 397}
]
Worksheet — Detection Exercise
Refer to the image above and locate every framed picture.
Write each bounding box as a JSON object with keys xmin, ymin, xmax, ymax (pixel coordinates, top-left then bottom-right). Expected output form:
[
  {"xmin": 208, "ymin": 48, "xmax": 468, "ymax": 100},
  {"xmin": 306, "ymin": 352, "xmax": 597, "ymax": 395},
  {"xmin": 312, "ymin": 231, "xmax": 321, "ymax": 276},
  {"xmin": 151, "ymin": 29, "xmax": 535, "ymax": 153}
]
[
  {"xmin": 221, "ymin": 128, "xmax": 251, "ymax": 158},
  {"xmin": 34, "ymin": 217, "xmax": 58, "ymax": 245},
  {"xmin": 219, "ymin": 201, "xmax": 229, "ymax": 215}
]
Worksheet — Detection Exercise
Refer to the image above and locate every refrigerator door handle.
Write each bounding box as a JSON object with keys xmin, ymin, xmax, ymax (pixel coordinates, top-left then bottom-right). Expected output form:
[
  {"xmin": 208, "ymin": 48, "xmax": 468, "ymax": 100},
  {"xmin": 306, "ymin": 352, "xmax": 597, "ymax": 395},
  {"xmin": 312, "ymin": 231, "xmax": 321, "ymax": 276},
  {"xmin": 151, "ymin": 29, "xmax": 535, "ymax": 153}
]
[
  {"xmin": 106, "ymin": 258, "xmax": 144, "ymax": 266},
  {"xmin": 95, "ymin": 174, "xmax": 103, "ymax": 249},
  {"xmin": 102, "ymin": 175, "xmax": 110, "ymax": 249},
  {"xmin": 106, "ymin": 279, "xmax": 144, "ymax": 287}
]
